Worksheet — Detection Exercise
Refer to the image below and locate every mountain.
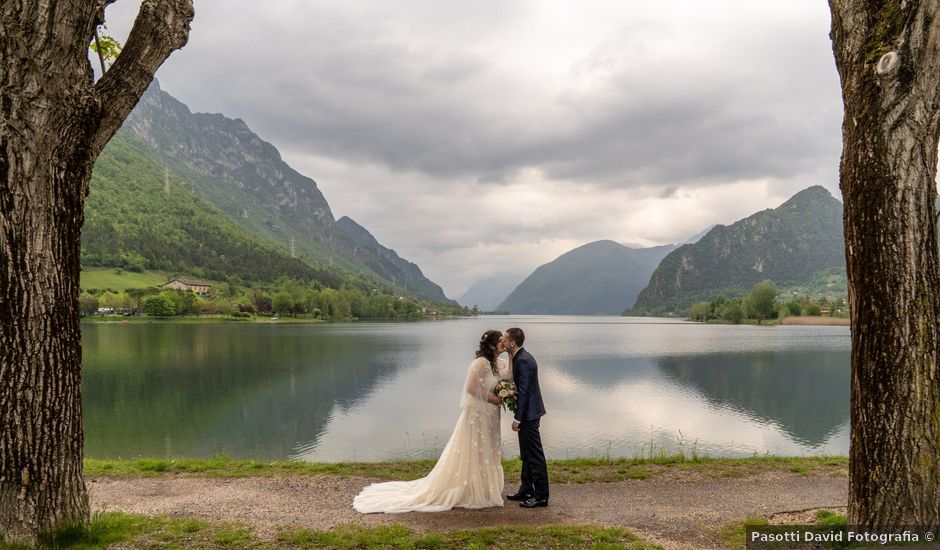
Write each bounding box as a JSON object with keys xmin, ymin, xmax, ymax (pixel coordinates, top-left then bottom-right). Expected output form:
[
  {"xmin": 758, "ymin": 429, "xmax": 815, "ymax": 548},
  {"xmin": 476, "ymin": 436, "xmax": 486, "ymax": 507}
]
[
  {"xmin": 82, "ymin": 128, "xmax": 342, "ymax": 285},
  {"xmin": 683, "ymin": 224, "xmax": 716, "ymax": 244},
  {"xmin": 497, "ymin": 240, "xmax": 678, "ymax": 315},
  {"xmin": 458, "ymin": 273, "xmax": 525, "ymax": 311},
  {"xmin": 88, "ymin": 79, "xmax": 448, "ymax": 300},
  {"xmin": 631, "ymin": 186, "xmax": 845, "ymax": 314},
  {"xmin": 335, "ymin": 216, "xmax": 447, "ymax": 301}
]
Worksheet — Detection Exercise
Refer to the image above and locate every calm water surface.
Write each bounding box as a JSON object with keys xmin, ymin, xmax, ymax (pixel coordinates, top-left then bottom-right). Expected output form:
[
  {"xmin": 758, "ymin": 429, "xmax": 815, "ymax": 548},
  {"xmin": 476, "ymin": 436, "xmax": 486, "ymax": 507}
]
[{"xmin": 82, "ymin": 316, "xmax": 850, "ymax": 461}]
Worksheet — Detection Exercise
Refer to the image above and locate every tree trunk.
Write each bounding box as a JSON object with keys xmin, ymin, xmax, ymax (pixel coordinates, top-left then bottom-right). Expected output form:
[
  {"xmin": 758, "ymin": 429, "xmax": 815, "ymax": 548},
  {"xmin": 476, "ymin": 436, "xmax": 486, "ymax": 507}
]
[
  {"xmin": 0, "ymin": 106, "xmax": 95, "ymax": 546},
  {"xmin": 829, "ymin": 0, "xmax": 940, "ymax": 527},
  {"xmin": 0, "ymin": 1, "xmax": 193, "ymax": 544}
]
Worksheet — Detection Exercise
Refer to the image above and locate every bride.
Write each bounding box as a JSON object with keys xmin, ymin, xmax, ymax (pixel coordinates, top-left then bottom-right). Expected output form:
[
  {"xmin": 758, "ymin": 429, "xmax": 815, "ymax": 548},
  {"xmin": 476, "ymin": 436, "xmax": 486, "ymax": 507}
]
[{"xmin": 353, "ymin": 330, "xmax": 511, "ymax": 513}]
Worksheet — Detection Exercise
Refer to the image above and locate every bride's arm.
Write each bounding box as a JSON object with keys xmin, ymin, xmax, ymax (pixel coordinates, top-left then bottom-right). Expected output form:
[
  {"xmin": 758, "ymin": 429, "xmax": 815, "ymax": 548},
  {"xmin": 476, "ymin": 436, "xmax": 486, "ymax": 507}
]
[{"xmin": 463, "ymin": 358, "xmax": 501, "ymax": 406}]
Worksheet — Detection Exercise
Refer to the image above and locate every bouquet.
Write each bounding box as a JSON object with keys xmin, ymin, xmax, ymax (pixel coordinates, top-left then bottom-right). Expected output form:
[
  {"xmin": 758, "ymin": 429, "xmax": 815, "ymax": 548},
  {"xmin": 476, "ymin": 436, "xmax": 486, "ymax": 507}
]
[{"xmin": 493, "ymin": 379, "xmax": 517, "ymax": 412}]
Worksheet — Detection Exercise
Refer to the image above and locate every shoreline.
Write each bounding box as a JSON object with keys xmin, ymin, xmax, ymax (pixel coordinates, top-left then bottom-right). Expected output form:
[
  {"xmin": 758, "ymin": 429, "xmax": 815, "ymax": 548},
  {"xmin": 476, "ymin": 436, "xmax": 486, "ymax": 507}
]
[
  {"xmin": 682, "ymin": 316, "xmax": 850, "ymax": 327},
  {"xmin": 777, "ymin": 316, "xmax": 850, "ymax": 326},
  {"xmin": 80, "ymin": 314, "xmax": 850, "ymax": 326},
  {"xmin": 80, "ymin": 315, "xmax": 468, "ymax": 325},
  {"xmin": 84, "ymin": 454, "xmax": 848, "ymax": 482},
  {"xmin": 80, "ymin": 315, "xmax": 327, "ymax": 324}
]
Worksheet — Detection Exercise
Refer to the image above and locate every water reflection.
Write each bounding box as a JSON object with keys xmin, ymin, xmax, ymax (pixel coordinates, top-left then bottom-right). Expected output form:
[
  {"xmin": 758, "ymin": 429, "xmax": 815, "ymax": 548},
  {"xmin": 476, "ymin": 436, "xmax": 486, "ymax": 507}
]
[
  {"xmin": 83, "ymin": 324, "xmax": 411, "ymax": 459},
  {"xmin": 656, "ymin": 351, "xmax": 850, "ymax": 446},
  {"xmin": 82, "ymin": 318, "xmax": 853, "ymax": 461},
  {"xmin": 543, "ymin": 355, "xmax": 661, "ymax": 389}
]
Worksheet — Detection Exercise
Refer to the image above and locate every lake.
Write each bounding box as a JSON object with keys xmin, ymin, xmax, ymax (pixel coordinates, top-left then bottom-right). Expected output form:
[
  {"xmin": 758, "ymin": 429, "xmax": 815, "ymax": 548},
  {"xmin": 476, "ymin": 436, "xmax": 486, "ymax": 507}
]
[{"xmin": 81, "ymin": 316, "xmax": 850, "ymax": 461}]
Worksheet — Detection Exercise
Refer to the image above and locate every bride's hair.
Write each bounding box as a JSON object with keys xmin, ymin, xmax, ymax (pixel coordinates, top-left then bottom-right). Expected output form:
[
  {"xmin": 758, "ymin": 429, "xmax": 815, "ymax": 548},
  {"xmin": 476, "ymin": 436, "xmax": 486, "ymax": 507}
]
[{"xmin": 475, "ymin": 330, "xmax": 502, "ymax": 376}]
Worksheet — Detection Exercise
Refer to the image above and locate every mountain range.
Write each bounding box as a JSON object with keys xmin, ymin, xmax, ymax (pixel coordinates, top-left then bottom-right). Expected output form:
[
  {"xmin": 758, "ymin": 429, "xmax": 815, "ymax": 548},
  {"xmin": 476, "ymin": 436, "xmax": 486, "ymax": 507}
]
[
  {"xmin": 83, "ymin": 80, "xmax": 448, "ymax": 302},
  {"xmin": 631, "ymin": 185, "xmax": 845, "ymax": 314},
  {"xmin": 463, "ymin": 186, "xmax": 847, "ymax": 316},
  {"xmin": 85, "ymin": 81, "xmax": 853, "ymax": 313}
]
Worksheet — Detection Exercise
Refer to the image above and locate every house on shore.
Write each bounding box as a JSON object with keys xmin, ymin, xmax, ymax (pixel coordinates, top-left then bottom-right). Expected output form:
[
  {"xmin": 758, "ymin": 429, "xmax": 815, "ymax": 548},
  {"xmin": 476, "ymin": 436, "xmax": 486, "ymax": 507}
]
[{"xmin": 162, "ymin": 278, "xmax": 213, "ymax": 296}]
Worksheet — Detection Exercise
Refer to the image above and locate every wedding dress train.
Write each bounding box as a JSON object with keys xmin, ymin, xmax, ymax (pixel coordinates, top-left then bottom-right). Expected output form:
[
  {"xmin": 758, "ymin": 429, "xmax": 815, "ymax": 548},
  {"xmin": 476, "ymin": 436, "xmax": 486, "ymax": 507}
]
[{"xmin": 353, "ymin": 357, "xmax": 509, "ymax": 513}]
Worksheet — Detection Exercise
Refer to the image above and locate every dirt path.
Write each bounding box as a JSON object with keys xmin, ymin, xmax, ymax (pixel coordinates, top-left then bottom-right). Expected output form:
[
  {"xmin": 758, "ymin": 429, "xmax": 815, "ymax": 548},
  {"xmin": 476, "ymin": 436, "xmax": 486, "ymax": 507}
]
[{"xmin": 89, "ymin": 472, "xmax": 848, "ymax": 549}]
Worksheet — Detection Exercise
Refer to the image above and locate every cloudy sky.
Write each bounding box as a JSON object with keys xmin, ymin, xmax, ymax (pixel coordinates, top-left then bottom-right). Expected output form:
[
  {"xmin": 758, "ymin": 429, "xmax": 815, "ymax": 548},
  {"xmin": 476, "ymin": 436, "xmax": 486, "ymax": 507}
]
[{"xmin": 104, "ymin": 1, "xmax": 844, "ymax": 298}]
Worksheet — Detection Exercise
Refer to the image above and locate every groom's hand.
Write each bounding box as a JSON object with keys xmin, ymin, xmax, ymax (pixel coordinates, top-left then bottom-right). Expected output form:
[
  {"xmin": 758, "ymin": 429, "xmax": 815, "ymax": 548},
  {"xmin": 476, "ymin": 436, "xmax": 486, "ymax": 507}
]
[{"xmin": 512, "ymin": 420, "xmax": 520, "ymax": 431}]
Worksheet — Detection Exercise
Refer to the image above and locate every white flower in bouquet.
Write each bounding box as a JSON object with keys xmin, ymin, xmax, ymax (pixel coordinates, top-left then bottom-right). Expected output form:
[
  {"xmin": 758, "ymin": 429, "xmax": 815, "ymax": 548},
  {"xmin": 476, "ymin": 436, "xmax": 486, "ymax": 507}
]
[{"xmin": 492, "ymin": 379, "xmax": 517, "ymax": 412}]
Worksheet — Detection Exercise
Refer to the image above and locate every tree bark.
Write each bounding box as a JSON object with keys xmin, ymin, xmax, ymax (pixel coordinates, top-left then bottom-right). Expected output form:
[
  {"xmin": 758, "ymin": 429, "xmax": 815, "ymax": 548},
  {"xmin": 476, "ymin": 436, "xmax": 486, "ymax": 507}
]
[
  {"xmin": 829, "ymin": 0, "xmax": 940, "ymax": 528},
  {"xmin": 0, "ymin": 1, "xmax": 193, "ymax": 544}
]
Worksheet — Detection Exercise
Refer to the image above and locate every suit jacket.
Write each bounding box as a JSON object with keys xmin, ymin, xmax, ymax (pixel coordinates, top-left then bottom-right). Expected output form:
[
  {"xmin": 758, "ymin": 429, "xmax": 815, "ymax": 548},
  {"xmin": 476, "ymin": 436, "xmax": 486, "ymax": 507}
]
[{"xmin": 512, "ymin": 347, "xmax": 546, "ymax": 423}]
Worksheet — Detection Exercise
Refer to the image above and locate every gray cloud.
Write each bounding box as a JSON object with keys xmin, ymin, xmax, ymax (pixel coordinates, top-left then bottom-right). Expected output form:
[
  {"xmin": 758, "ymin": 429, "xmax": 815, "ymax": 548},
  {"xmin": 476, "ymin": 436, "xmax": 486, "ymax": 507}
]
[{"xmin": 108, "ymin": 1, "xmax": 842, "ymax": 187}]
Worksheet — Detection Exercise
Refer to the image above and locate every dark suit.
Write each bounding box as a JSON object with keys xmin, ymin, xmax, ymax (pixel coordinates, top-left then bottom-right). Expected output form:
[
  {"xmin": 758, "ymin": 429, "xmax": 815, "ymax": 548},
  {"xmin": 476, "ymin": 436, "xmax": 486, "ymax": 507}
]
[{"xmin": 512, "ymin": 347, "xmax": 549, "ymax": 500}]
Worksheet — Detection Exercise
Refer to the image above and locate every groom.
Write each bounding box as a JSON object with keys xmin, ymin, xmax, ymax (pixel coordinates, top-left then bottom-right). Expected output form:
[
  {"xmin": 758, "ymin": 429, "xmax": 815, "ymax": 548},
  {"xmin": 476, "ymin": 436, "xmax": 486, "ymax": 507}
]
[{"xmin": 504, "ymin": 327, "xmax": 549, "ymax": 508}]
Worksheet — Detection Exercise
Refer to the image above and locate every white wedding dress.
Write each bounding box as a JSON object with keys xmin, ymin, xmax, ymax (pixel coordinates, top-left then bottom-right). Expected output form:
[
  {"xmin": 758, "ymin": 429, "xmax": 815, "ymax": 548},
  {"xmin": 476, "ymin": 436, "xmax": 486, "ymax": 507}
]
[{"xmin": 353, "ymin": 356, "xmax": 510, "ymax": 513}]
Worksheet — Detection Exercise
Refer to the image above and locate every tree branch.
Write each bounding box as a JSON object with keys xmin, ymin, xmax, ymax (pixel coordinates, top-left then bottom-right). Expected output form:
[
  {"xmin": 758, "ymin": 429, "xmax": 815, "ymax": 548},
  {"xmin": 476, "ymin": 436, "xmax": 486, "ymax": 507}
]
[{"xmin": 91, "ymin": 0, "xmax": 194, "ymax": 151}]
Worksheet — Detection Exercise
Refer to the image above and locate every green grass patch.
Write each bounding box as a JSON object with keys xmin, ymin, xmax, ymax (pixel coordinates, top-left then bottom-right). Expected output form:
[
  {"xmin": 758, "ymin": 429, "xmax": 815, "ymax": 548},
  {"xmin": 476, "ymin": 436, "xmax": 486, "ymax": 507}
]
[
  {"xmin": 0, "ymin": 513, "xmax": 256, "ymax": 550},
  {"xmin": 85, "ymin": 453, "xmax": 847, "ymax": 483},
  {"xmin": 815, "ymin": 509, "xmax": 848, "ymax": 526},
  {"xmin": 719, "ymin": 517, "xmax": 770, "ymax": 550},
  {"xmin": 79, "ymin": 268, "xmax": 173, "ymax": 292},
  {"xmin": 0, "ymin": 512, "xmax": 164, "ymax": 550},
  {"xmin": 719, "ymin": 510, "xmax": 849, "ymax": 550},
  {"xmin": 278, "ymin": 524, "xmax": 661, "ymax": 549},
  {"xmin": 211, "ymin": 525, "xmax": 256, "ymax": 547},
  {"xmin": 84, "ymin": 453, "xmax": 440, "ymax": 480},
  {"xmin": 0, "ymin": 538, "xmax": 30, "ymax": 550},
  {"xmin": 535, "ymin": 454, "xmax": 846, "ymax": 483},
  {"xmin": 3, "ymin": 515, "xmax": 659, "ymax": 549}
]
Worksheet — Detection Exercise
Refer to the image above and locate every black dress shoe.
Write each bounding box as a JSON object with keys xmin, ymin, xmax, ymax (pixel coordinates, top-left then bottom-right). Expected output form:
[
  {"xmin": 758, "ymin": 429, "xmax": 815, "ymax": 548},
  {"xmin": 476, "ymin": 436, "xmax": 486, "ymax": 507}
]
[
  {"xmin": 519, "ymin": 497, "xmax": 548, "ymax": 508},
  {"xmin": 506, "ymin": 491, "xmax": 533, "ymax": 501}
]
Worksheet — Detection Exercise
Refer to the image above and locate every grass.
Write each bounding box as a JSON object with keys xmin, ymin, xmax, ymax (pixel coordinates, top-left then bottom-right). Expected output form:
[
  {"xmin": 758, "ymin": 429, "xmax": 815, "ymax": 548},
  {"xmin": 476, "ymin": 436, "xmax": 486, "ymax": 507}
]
[
  {"xmin": 1, "ymin": 512, "xmax": 257, "ymax": 550},
  {"xmin": 719, "ymin": 509, "xmax": 848, "ymax": 550},
  {"xmin": 84, "ymin": 453, "xmax": 848, "ymax": 483},
  {"xmin": 37, "ymin": 512, "xmax": 160, "ymax": 549},
  {"xmin": 718, "ymin": 517, "xmax": 769, "ymax": 549},
  {"xmin": 79, "ymin": 268, "xmax": 174, "ymax": 292},
  {"xmin": 814, "ymin": 509, "xmax": 848, "ymax": 526},
  {"xmin": 718, "ymin": 517, "xmax": 769, "ymax": 550},
  {"xmin": 279, "ymin": 524, "xmax": 661, "ymax": 549},
  {"xmin": 1, "ymin": 513, "xmax": 660, "ymax": 550}
]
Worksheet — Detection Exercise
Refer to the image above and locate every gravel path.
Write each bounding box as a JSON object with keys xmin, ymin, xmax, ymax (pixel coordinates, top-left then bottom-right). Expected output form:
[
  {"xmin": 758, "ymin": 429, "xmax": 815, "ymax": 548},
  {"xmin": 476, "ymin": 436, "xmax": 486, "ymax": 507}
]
[{"xmin": 89, "ymin": 472, "xmax": 848, "ymax": 549}]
